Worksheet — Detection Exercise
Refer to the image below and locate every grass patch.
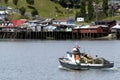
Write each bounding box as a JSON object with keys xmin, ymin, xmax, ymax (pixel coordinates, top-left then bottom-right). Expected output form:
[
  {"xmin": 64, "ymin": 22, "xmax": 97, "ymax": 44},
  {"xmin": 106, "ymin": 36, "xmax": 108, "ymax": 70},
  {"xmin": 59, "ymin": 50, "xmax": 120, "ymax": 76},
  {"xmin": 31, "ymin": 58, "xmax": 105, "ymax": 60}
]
[
  {"xmin": 1, "ymin": 0, "xmax": 120, "ymax": 21},
  {"xmin": 1, "ymin": 0, "xmax": 77, "ymax": 19}
]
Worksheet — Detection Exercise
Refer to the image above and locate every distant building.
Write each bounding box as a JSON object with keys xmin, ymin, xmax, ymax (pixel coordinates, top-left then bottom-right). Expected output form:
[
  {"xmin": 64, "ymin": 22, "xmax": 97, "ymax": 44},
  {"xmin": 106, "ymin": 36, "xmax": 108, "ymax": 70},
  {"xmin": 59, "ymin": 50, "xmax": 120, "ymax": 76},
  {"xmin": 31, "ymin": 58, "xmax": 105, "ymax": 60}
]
[
  {"xmin": 73, "ymin": 25, "xmax": 110, "ymax": 34},
  {"xmin": 52, "ymin": 18, "xmax": 75, "ymax": 26},
  {"xmin": 94, "ymin": 20, "xmax": 117, "ymax": 27},
  {"xmin": 11, "ymin": 20, "xmax": 27, "ymax": 27},
  {"xmin": 111, "ymin": 24, "xmax": 120, "ymax": 33},
  {"xmin": 109, "ymin": 0, "xmax": 120, "ymax": 4},
  {"xmin": 0, "ymin": 11, "xmax": 8, "ymax": 21}
]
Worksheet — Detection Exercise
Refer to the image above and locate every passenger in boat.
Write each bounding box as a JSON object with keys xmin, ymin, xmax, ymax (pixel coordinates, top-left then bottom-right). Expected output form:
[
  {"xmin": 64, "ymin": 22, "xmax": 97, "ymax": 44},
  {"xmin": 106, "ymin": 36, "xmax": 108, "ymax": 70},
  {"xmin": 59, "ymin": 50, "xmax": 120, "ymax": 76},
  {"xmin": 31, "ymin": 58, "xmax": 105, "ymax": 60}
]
[
  {"xmin": 74, "ymin": 54, "xmax": 80, "ymax": 63},
  {"xmin": 72, "ymin": 47, "xmax": 81, "ymax": 63},
  {"xmin": 84, "ymin": 54, "xmax": 92, "ymax": 60},
  {"xmin": 80, "ymin": 54, "xmax": 93, "ymax": 63}
]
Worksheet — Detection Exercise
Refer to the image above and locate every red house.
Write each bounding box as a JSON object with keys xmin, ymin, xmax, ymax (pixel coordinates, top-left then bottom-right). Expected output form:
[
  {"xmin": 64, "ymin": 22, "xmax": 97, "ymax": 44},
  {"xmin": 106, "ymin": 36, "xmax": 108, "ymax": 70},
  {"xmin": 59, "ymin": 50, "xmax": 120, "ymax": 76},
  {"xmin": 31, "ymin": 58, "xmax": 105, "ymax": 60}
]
[
  {"xmin": 11, "ymin": 19, "xmax": 27, "ymax": 27},
  {"xmin": 73, "ymin": 25, "xmax": 110, "ymax": 34}
]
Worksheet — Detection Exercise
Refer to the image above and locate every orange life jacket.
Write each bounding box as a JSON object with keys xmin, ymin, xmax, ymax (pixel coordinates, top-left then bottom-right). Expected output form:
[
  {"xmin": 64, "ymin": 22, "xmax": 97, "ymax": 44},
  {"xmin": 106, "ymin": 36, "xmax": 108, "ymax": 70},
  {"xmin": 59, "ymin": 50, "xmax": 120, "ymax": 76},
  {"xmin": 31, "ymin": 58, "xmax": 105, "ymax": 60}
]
[{"xmin": 74, "ymin": 54, "xmax": 80, "ymax": 60}]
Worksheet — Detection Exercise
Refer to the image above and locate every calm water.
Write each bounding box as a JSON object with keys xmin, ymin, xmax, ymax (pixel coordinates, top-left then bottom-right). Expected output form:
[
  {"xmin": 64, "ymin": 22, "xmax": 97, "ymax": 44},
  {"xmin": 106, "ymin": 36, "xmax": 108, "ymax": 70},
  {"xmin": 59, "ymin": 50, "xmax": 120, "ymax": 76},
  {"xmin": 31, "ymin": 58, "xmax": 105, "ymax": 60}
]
[{"xmin": 0, "ymin": 40, "xmax": 120, "ymax": 80}]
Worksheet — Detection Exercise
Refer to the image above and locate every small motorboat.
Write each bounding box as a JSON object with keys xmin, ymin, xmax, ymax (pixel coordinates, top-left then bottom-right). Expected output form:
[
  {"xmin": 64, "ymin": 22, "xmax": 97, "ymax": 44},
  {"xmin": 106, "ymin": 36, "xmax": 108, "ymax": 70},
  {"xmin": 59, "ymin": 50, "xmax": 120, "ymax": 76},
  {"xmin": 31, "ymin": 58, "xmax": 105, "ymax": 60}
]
[{"xmin": 58, "ymin": 46, "xmax": 114, "ymax": 70}]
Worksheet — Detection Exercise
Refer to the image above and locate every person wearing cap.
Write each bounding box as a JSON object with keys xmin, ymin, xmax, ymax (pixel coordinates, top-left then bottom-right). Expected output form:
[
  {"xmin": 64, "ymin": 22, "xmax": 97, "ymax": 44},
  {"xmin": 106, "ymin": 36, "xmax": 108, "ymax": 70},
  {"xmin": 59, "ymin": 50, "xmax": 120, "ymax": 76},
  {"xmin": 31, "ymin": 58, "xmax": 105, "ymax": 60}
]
[{"xmin": 72, "ymin": 47, "xmax": 81, "ymax": 63}]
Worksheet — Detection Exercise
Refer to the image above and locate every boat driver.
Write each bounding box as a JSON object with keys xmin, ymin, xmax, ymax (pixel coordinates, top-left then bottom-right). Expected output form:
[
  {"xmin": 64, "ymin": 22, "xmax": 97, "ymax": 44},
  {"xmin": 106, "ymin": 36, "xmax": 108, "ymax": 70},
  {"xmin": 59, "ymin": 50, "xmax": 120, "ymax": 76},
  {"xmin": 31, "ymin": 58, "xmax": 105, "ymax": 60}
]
[{"xmin": 72, "ymin": 47, "xmax": 81, "ymax": 63}]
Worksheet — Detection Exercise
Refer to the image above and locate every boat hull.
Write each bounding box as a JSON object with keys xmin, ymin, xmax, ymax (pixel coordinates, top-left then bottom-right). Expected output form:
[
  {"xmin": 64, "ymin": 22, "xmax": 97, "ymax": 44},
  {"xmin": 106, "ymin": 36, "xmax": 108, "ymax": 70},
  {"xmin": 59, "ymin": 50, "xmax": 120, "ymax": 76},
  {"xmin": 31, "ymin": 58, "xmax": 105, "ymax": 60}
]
[{"xmin": 59, "ymin": 58, "xmax": 114, "ymax": 70}]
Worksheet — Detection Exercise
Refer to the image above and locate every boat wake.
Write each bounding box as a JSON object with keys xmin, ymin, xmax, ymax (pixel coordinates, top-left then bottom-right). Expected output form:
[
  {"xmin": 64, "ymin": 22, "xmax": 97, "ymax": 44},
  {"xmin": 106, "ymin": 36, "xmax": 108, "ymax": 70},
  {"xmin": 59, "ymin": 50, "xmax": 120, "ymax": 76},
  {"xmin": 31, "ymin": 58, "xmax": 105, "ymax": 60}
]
[
  {"xmin": 100, "ymin": 67, "xmax": 120, "ymax": 71},
  {"xmin": 58, "ymin": 65, "xmax": 73, "ymax": 71},
  {"xmin": 58, "ymin": 65, "xmax": 120, "ymax": 72}
]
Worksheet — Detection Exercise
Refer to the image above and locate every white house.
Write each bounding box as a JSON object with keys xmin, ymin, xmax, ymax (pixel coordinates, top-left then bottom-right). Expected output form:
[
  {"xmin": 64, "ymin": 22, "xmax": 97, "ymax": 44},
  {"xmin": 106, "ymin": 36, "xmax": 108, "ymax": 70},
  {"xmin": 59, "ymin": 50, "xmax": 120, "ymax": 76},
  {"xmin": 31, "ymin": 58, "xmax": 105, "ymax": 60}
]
[
  {"xmin": 111, "ymin": 24, "xmax": 120, "ymax": 33},
  {"xmin": 52, "ymin": 18, "xmax": 75, "ymax": 26},
  {"xmin": 0, "ymin": 11, "xmax": 8, "ymax": 21}
]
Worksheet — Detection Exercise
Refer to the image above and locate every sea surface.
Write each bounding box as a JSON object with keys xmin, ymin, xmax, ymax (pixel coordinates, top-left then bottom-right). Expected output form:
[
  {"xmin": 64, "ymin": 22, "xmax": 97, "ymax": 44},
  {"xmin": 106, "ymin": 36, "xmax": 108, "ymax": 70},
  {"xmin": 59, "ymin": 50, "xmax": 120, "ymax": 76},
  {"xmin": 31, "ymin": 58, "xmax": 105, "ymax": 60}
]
[{"xmin": 0, "ymin": 39, "xmax": 120, "ymax": 80}]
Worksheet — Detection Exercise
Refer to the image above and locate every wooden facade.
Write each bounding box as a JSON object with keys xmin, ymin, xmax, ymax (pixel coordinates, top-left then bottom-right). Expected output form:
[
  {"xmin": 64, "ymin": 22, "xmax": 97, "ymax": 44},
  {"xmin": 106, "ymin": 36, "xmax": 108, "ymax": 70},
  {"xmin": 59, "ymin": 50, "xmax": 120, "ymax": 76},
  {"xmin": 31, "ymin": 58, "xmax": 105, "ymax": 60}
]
[
  {"xmin": 95, "ymin": 20, "xmax": 117, "ymax": 27},
  {"xmin": 73, "ymin": 25, "xmax": 110, "ymax": 34}
]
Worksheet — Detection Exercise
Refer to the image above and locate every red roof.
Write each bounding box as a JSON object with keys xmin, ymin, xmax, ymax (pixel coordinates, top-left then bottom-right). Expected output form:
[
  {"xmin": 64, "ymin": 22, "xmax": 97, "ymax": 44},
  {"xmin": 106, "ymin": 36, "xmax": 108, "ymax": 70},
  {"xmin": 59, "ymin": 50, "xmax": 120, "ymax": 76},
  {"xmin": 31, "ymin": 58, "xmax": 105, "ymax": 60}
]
[{"xmin": 11, "ymin": 20, "xmax": 27, "ymax": 27}]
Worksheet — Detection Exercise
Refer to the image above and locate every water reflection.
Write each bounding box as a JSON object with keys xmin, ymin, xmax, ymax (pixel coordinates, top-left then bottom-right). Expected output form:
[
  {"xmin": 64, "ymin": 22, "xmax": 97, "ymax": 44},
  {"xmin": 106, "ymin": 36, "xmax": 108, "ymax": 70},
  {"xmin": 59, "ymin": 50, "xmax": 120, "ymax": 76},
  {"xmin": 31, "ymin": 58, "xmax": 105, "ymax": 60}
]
[{"xmin": 0, "ymin": 40, "xmax": 119, "ymax": 80}]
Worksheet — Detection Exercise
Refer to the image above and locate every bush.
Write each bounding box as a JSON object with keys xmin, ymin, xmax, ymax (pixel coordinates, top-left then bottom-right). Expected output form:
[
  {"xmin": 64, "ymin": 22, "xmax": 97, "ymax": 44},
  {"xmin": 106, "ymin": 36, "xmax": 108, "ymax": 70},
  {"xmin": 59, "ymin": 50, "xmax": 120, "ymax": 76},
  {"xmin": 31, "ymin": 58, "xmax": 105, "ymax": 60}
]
[
  {"xmin": 13, "ymin": 0, "xmax": 18, "ymax": 5},
  {"xmin": 26, "ymin": 0, "xmax": 34, "ymax": 5},
  {"xmin": 19, "ymin": 7, "xmax": 26, "ymax": 15},
  {"xmin": 4, "ymin": 0, "xmax": 8, "ymax": 4},
  {"xmin": 31, "ymin": 9, "xmax": 38, "ymax": 17}
]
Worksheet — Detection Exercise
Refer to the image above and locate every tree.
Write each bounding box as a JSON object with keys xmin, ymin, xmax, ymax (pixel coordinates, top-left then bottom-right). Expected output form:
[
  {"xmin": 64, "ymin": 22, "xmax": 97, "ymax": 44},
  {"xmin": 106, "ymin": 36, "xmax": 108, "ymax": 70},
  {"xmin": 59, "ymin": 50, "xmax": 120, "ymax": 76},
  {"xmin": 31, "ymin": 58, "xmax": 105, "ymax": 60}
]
[
  {"xmin": 31, "ymin": 9, "xmax": 38, "ymax": 16},
  {"xmin": 4, "ymin": 0, "xmax": 8, "ymax": 4},
  {"xmin": 19, "ymin": 7, "xmax": 26, "ymax": 15},
  {"xmin": 26, "ymin": 0, "xmax": 34, "ymax": 5},
  {"xmin": 80, "ymin": 0, "xmax": 86, "ymax": 18},
  {"xmin": 88, "ymin": 0, "xmax": 94, "ymax": 21},
  {"xmin": 13, "ymin": 0, "xmax": 18, "ymax": 5},
  {"xmin": 102, "ymin": 0, "xmax": 108, "ymax": 16},
  {"xmin": 94, "ymin": 0, "xmax": 102, "ymax": 4},
  {"xmin": 52, "ymin": 0, "xmax": 80, "ymax": 8}
]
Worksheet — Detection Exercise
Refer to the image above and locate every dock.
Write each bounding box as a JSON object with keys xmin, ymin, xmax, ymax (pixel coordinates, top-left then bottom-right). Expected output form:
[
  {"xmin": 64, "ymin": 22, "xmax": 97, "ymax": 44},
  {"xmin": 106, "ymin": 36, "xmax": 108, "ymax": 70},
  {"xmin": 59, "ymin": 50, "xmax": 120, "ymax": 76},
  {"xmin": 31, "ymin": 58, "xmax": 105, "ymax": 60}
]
[{"xmin": 0, "ymin": 31, "xmax": 119, "ymax": 40}]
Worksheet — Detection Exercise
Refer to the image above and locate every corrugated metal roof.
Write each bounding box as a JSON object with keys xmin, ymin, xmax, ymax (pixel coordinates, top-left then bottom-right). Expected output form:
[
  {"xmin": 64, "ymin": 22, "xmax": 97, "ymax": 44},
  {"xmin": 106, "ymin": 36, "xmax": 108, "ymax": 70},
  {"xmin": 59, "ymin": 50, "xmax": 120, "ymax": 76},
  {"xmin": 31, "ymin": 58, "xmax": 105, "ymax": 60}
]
[
  {"xmin": 80, "ymin": 25, "xmax": 90, "ymax": 28},
  {"xmin": 80, "ymin": 25, "xmax": 108, "ymax": 29},
  {"xmin": 112, "ymin": 24, "xmax": 120, "ymax": 29}
]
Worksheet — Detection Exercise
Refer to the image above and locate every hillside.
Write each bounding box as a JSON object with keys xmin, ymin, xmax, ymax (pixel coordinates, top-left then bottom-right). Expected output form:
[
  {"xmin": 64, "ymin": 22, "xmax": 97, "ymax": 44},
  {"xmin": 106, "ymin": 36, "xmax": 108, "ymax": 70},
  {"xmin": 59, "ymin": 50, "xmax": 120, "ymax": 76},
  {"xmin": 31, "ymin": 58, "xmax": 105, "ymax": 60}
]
[
  {"xmin": 0, "ymin": 0, "xmax": 120, "ymax": 21},
  {"xmin": 0, "ymin": 0, "xmax": 72, "ymax": 19}
]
